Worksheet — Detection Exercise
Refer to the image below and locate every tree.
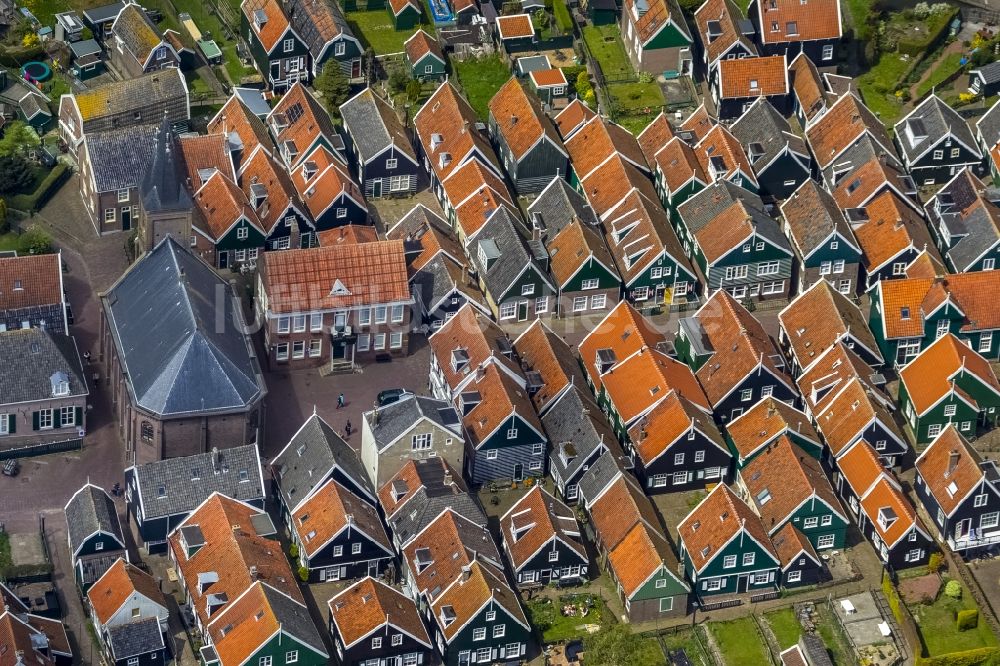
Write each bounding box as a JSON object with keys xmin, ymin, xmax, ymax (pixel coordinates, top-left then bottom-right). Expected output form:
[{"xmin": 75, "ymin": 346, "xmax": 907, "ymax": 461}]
[
  {"xmin": 18, "ymin": 225, "xmax": 53, "ymax": 255},
  {"xmin": 0, "ymin": 154, "xmax": 35, "ymax": 193},
  {"xmin": 314, "ymin": 60, "xmax": 351, "ymax": 117},
  {"xmin": 0, "ymin": 198, "xmax": 8, "ymax": 234},
  {"xmin": 389, "ymin": 68, "xmax": 409, "ymax": 94},
  {"xmin": 0, "ymin": 122, "xmax": 40, "ymax": 158},
  {"xmin": 406, "ymin": 79, "xmax": 422, "ymax": 103},
  {"xmin": 584, "ymin": 624, "xmax": 655, "ymax": 666}
]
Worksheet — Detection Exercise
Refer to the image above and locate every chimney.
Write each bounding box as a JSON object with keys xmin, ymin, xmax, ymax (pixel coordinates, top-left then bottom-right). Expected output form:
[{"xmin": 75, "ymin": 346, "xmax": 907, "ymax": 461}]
[
  {"xmin": 212, "ymin": 446, "xmax": 220, "ymax": 473},
  {"xmin": 249, "ymin": 565, "xmax": 258, "ymax": 580},
  {"xmin": 946, "ymin": 449, "xmax": 960, "ymax": 478},
  {"xmin": 476, "ymin": 363, "xmax": 486, "ymax": 382},
  {"xmin": 444, "ymin": 469, "xmax": 453, "ymax": 486}
]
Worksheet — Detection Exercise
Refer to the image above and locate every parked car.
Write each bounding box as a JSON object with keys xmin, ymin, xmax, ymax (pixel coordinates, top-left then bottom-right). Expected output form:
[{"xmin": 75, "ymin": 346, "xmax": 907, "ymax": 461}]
[
  {"xmin": 376, "ymin": 388, "xmax": 412, "ymax": 407},
  {"xmin": 3, "ymin": 460, "xmax": 20, "ymax": 477}
]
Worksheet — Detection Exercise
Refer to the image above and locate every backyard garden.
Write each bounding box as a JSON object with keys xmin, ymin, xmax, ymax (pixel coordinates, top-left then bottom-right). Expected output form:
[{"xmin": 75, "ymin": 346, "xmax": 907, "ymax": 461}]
[
  {"xmin": 454, "ymin": 54, "xmax": 511, "ymax": 121},
  {"xmin": 346, "ymin": 8, "xmax": 428, "ymax": 55},
  {"xmin": 905, "ymin": 576, "xmax": 999, "ymax": 661},
  {"xmin": 526, "ymin": 593, "xmax": 605, "ymax": 643},
  {"xmin": 708, "ymin": 617, "xmax": 772, "ymax": 666}
]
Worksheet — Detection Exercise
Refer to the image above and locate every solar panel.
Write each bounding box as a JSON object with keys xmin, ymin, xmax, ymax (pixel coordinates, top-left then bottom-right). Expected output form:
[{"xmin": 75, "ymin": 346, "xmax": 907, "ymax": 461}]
[{"xmin": 286, "ymin": 102, "xmax": 305, "ymax": 124}]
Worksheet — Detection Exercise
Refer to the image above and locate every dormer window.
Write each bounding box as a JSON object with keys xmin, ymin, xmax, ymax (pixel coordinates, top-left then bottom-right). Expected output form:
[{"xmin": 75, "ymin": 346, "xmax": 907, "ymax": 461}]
[
  {"xmin": 303, "ymin": 160, "xmax": 318, "ymax": 180},
  {"xmin": 451, "ymin": 348, "xmax": 469, "ymax": 373},
  {"xmin": 253, "ymin": 8, "xmax": 267, "ymax": 30},
  {"xmin": 431, "ymin": 133, "xmax": 444, "ymax": 150},
  {"xmin": 50, "ymin": 371, "xmax": 69, "ymax": 397},
  {"xmin": 415, "ymin": 547, "xmax": 433, "ymax": 574},
  {"xmin": 877, "ymin": 506, "xmax": 897, "ymax": 531},
  {"xmin": 250, "ymin": 183, "xmax": 267, "ymax": 209},
  {"xmin": 440, "ymin": 605, "xmax": 456, "ymax": 627},
  {"xmin": 438, "ymin": 152, "xmax": 452, "ymax": 168},
  {"xmin": 596, "ymin": 348, "xmax": 617, "ymax": 374}
]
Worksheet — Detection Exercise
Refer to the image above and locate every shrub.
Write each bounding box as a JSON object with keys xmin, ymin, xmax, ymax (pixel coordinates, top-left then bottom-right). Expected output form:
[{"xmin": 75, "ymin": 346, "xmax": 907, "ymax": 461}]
[
  {"xmin": 288, "ymin": 543, "xmax": 299, "ymax": 559},
  {"xmin": 944, "ymin": 579, "xmax": 962, "ymax": 599},
  {"xmin": 914, "ymin": 647, "xmax": 1000, "ymax": 666},
  {"xmin": 637, "ymin": 71, "xmax": 654, "ymax": 84},
  {"xmin": 9, "ymin": 163, "xmax": 69, "ymax": 212},
  {"xmin": 957, "ymin": 609, "xmax": 979, "ymax": 632},
  {"xmin": 927, "ymin": 552, "xmax": 945, "ymax": 574},
  {"xmin": 297, "ymin": 565, "xmax": 309, "ymax": 582},
  {"xmin": 388, "ymin": 69, "xmax": 409, "ymax": 93},
  {"xmin": 18, "ymin": 225, "xmax": 52, "ymax": 255}
]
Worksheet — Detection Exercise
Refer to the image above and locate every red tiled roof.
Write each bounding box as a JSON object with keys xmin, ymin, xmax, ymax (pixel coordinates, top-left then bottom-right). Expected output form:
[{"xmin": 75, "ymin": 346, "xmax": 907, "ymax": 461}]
[
  {"xmin": 238, "ymin": 145, "xmax": 301, "ymax": 234},
  {"xmin": 878, "ymin": 271, "xmax": 1000, "ymax": 340},
  {"xmin": 293, "ymin": 479, "xmax": 390, "ymax": 558},
  {"xmin": 602, "ymin": 348, "xmax": 710, "ymax": 425},
  {"xmin": 260, "ymin": 239, "xmax": 410, "ymax": 313},
  {"xmin": 193, "ymin": 170, "xmax": 262, "ymax": 241},
  {"xmin": 855, "ymin": 191, "xmax": 937, "ymax": 274},
  {"xmin": 317, "ymin": 225, "xmax": 380, "ymax": 246},
  {"xmin": 328, "ymin": 577, "xmax": 430, "ymax": 649},
  {"xmin": 405, "ymin": 29, "xmax": 444, "ymax": 65},
  {"xmin": 513, "ymin": 319, "xmax": 587, "ymax": 413},
  {"xmin": 694, "ymin": 0, "xmax": 756, "ymax": 64},
  {"xmin": 414, "ymin": 82, "xmax": 498, "ymax": 183},
  {"xmin": 778, "ymin": 280, "xmax": 880, "ymax": 370},
  {"xmin": 788, "ymin": 53, "xmax": 827, "ymax": 123},
  {"xmin": 428, "ymin": 305, "xmax": 522, "ymax": 392},
  {"xmin": 757, "ymin": 0, "xmax": 841, "ymax": 45},
  {"xmin": 861, "ymin": 477, "xmax": 919, "ymax": 547},
  {"xmin": 607, "ymin": 523, "xmax": 681, "ymax": 597},
  {"xmin": 530, "ymin": 68, "xmax": 568, "ymax": 88},
  {"xmin": 0, "ymin": 254, "xmax": 61, "ymax": 313},
  {"xmin": 719, "ymin": 55, "xmax": 788, "ymax": 99},
  {"xmin": 178, "ymin": 133, "xmax": 232, "ymax": 192},
  {"xmin": 578, "ymin": 300, "xmax": 665, "ymax": 391},
  {"xmin": 807, "ymin": 94, "xmax": 894, "ymax": 169},
  {"xmin": 726, "ymin": 397, "xmax": 819, "ymax": 463},
  {"xmin": 554, "ymin": 99, "xmax": 596, "ymax": 140},
  {"xmin": 637, "ymin": 113, "xmax": 676, "ymax": 165},
  {"xmin": 496, "ymin": 14, "xmax": 534, "ymax": 40},
  {"xmin": 289, "ymin": 146, "xmax": 364, "ymax": 221},
  {"xmin": 242, "ymin": 0, "xmax": 291, "ymax": 52},
  {"xmin": 500, "ymin": 486, "xmax": 584, "ymax": 569},
  {"xmin": 88, "ymin": 558, "xmax": 165, "ymax": 626},
  {"xmin": 565, "ymin": 116, "xmax": 648, "ymax": 181},
  {"xmin": 488, "ymin": 78, "xmax": 563, "ymax": 161},
  {"xmin": 770, "ymin": 522, "xmax": 819, "ymax": 568},
  {"xmin": 208, "ymin": 95, "xmax": 273, "ymax": 157},
  {"xmin": 679, "ymin": 483, "xmax": 776, "ymax": 572},
  {"xmin": 915, "ymin": 425, "xmax": 985, "ymax": 517},
  {"xmin": 900, "ymin": 333, "xmax": 1000, "ymax": 414}
]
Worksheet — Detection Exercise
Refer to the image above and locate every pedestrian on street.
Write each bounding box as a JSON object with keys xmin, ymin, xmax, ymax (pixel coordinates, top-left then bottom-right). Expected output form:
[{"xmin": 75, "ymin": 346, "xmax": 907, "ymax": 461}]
[
  {"xmin": 337, "ymin": 393, "xmax": 345, "ymax": 409},
  {"xmin": 345, "ymin": 420, "xmax": 352, "ymax": 437}
]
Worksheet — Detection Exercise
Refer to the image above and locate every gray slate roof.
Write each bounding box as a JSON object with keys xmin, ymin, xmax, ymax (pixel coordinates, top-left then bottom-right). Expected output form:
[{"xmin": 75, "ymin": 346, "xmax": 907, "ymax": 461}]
[
  {"xmin": 261, "ymin": 583, "xmax": 327, "ymax": 657},
  {"xmin": 66, "ymin": 484, "xmax": 124, "ymax": 554},
  {"xmin": 388, "ymin": 481, "xmax": 486, "ymax": 548},
  {"xmin": 576, "ymin": 450, "xmax": 625, "ymax": 508},
  {"xmin": 0, "ymin": 329, "xmax": 87, "ymax": 407},
  {"xmin": 926, "ymin": 168, "xmax": 1000, "ymax": 272},
  {"xmin": 83, "ymin": 1, "xmax": 125, "ymax": 23},
  {"xmin": 979, "ymin": 99, "xmax": 1000, "ymax": 147},
  {"xmin": 272, "ymin": 413, "xmax": 374, "ymax": 511},
  {"xmin": 129, "ymin": 444, "xmax": 264, "ymax": 520},
  {"xmin": 411, "ymin": 254, "xmax": 488, "ymax": 316},
  {"xmin": 974, "ymin": 61, "xmax": 1000, "ymax": 86},
  {"xmin": 729, "ymin": 98, "xmax": 809, "ymax": 173},
  {"xmin": 141, "ymin": 114, "xmax": 191, "ymax": 213},
  {"xmin": 469, "ymin": 207, "xmax": 552, "ymax": 299},
  {"xmin": 781, "ymin": 179, "xmax": 856, "ymax": 258},
  {"xmin": 678, "ymin": 180, "xmax": 791, "ymax": 254},
  {"xmin": 367, "ymin": 394, "xmax": 462, "ymax": 454},
  {"xmin": 340, "ymin": 88, "xmax": 416, "ymax": 164},
  {"xmin": 106, "ymin": 617, "xmax": 163, "ymax": 660},
  {"xmin": 527, "ymin": 177, "xmax": 599, "ymax": 238},
  {"xmin": 85, "ymin": 124, "xmax": 158, "ymax": 193},
  {"xmin": 102, "ymin": 237, "xmax": 265, "ymax": 417},
  {"xmin": 543, "ymin": 387, "xmax": 620, "ymax": 485},
  {"xmin": 895, "ymin": 95, "xmax": 980, "ymax": 163}
]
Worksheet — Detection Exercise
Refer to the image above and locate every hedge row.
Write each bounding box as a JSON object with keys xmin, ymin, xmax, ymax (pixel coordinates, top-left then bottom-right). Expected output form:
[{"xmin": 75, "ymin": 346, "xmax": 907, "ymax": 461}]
[
  {"xmin": 553, "ymin": 0, "xmax": 573, "ymax": 33},
  {"xmin": 0, "ymin": 562, "xmax": 54, "ymax": 581},
  {"xmin": 0, "ymin": 44, "xmax": 45, "ymax": 68},
  {"xmin": 10, "ymin": 163, "xmax": 69, "ymax": 212},
  {"xmin": 897, "ymin": 8, "xmax": 959, "ymax": 56},
  {"xmin": 915, "ymin": 647, "xmax": 1000, "ymax": 666}
]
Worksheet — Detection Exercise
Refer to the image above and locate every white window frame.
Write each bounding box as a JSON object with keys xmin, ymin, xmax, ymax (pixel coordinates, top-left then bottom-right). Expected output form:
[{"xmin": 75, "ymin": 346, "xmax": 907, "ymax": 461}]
[
  {"xmin": 787, "ymin": 569, "xmax": 802, "ymax": 582},
  {"xmin": 590, "ymin": 294, "xmax": 607, "ymax": 310},
  {"xmin": 386, "ymin": 158, "xmax": 398, "ymax": 170}
]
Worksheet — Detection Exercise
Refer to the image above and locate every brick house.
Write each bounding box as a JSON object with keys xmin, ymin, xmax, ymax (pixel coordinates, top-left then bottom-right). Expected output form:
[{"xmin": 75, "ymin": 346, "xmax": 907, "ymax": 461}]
[{"xmin": 78, "ymin": 124, "xmax": 157, "ymax": 235}]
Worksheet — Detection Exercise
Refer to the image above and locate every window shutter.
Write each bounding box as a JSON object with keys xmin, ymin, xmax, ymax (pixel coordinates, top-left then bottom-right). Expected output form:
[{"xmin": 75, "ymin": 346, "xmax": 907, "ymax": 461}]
[
  {"xmin": 32, "ymin": 411, "xmax": 39, "ymax": 431},
  {"xmin": 75, "ymin": 407, "xmax": 83, "ymax": 429},
  {"xmin": 53, "ymin": 410, "xmax": 61, "ymax": 429},
  {"xmin": 8, "ymin": 414, "xmax": 14, "ymax": 434}
]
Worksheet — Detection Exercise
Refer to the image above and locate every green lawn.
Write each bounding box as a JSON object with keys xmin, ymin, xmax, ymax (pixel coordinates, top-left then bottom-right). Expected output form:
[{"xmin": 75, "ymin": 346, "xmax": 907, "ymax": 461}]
[
  {"xmin": 844, "ymin": 0, "xmax": 873, "ymax": 40},
  {"xmin": 916, "ymin": 52, "xmax": 967, "ymax": 99},
  {"xmin": 167, "ymin": 0, "xmax": 254, "ymax": 84},
  {"xmin": 633, "ymin": 636, "xmax": 668, "ymax": 665},
  {"xmin": 21, "ymin": 0, "xmax": 70, "ymax": 28},
  {"xmin": 660, "ymin": 627, "xmax": 712, "ymax": 666},
  {"xmin": 709, "ymin": 618, "xmax": 771, "ymax": 666},
  {"xmin": 582, "ymin": 24, "xmax": 633, "ymax": 81},
  {"xmin": 765, "ymin": 608, "xmax": 801, "ymax": 650},
  {"xmin": 909, "ymin": 580, "xmax": 999, "ymax": 657},
  {"xmin": 857, "ymin": 51, "xmax": 910, "ymax": 125},
  {"xmin": 525, "ymin": 595, "xmax": 604, "ymax": 643},
  {"xmin": 453, "ymin": 55, "xmax": 511, "ymax": 121},
  {"xmin": 813, "ymin": 602, "xmax": 855, "ymax": 666},
  {"xmin": 346, "ymin": 9, "xmax": 425, "ymax": 55},
  {"xmin": 608, "ymin": 81, "xmax": 663, "ymax": 111}
]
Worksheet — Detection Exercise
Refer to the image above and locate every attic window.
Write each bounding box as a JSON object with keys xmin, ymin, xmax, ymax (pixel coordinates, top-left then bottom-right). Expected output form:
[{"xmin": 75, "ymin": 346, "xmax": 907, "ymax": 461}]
[
  {"xmin": 900, "ymin": 307, "xmax": 910, "ymax": 320},
  {"xmin": 330, "ymin": 279, "xmax": 351, "ymax": 296},
  {"xmin": 750, "ymin": 79, "xmax": 759, "ymax": 90},
  {"xmin": 877, "ymin": 506, "xmax": 897, "ymax": 531},
  {"xmin": 700, "ymin": 546, "xmax": 710, "ymax": 558},
  {"xmin": 946, "ymin": 481, "xmax": 958, "ymax": 497},
  {"xmin": 692, "ymin": 520, "xmax": 701, "ymax": 531},
  {"xmin": 50, "ymin": 371, "xmax": 69, "ymax": 397},
  {"xmin": 157, "ymin": 485, "xmax": 166, "ymax": 498},
  {"xmin": 649, "ymin": 385, "xmax": 660, "ymax": 396},
  {"xmin": 756, "ymin": 489, "xmax": 772, "ymax": 505},
  {"xmin": 12, "ymin": 279, "xmax": 21, "ymax": 290},
  {"xmin": 846, "ymin": 179, "xmax": 862, "ymax": 194},
  {"xmin": 720, "ymin": 511, "xmax": 729, "ymax": 522}
]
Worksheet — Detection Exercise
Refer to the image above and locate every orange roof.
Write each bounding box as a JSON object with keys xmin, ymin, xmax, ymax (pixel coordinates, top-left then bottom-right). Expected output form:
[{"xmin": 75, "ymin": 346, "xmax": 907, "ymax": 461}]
[
  {"xmin": 694, "ymin": 290, "xmax": 793, "ymax": 405},
  {"xmin": 831, "ymin": 156, "xmax": 912, "ymax": 210},
  {"xmin": 260, "ymin": 239, "xmax": 410, "ymax": 313},
  {"xmin": 680, "ymin": 104, "xmax": 716, "ymax": 142},
  {"xmin": 500, "ymin": 486, "xmax": 584, "ymax": 569},
  {"xmin": 578, "ymin": 300, "xmax": 666, "ymax": 391},
  {"xmin": 679, "ymin": 484, "xmax": 776, "ymax": 572},
  {"xmin": 778, "ymin": 280, "xmax": 879, "ymax": 370},
  {"xmin": 565, "ymin": 116, "xmax": 648, "ymax": 181},
  {"xmin": 623, "ymin": 0, "xmax": 682, "ymax": 44},
  {"xmin": 0, "ymin": 613, "xmax": 55, "ymax": 666},
  {"xmin": 427, "ymin": 305, "xmax": 522, "ymax": 392},
  {"xmin": 529, "ymin": 68, "xmax": 568, "ymax": 88},
  {"xmin": 855, "ymin": 191, "xmax": 936, "ymax": 273},
  {"xmin": 861, "ymin": 477, "xmax": 918, "ymax": 547},
  {"xmin": 637, "ymin": 113, "xmax": 676, "ymax": 165},
  {"xmin": 878, "ymin": 271, "xmax": 1000, "ymax": 340},
  {"xmin": 513, "ymin": 319, "xmax": 587, "ymax": 413},
  {"xmin": 168, "ymin": 494, "xmax": 301, "ymax": 626},
  {"xmin": 915, "ymin": 426, "xmax": 986, "ymax": 517},
  {"xmin": 88, "ymin": 558, "xmax": 165, "ymax": 626},
  {"xmin": 757, "ymin": 0, "xmax": 841, "ymax": 45},
  {"xmin": 243, "ymin": 0, "xmax": 291, "ymax": 52},
  {"xmin": 726, "ymin": 397, "xmax": 818, "ymax": 462},
  {"xmin": 693, "ymin": 124, "xmax": 756, "ymax": 188},
  {"xmin": 386, "ymin": 205, "xmax": 464, "ymax": 272},
  {"xmin": 377, "ymin": 457, "xmax": 466, "ymax": 520},
  {"xmin": 900, "ymin": 333, "xmax": 1000, "ymax": 414},
  {"xmin": 0, "ymin": 254, "xmax": 61, "ymax": 313},
  {"xmin": 603, "ymin": 190, "xmax": 690, "ymax": 286},
  {"xmin": 694, "ymin": 0, "xmax": 756, "ymax": 64},
  {"xmin": 602, "ymin": 348, "xmax": 710, "ymax": 424},
  {"xmin": 414, "ymin": 82, "xmax": 497, "ymax": 183},
  {"xmin": 405, "ymin": 29, "xmax": 444, "ymax": 65},
  {"xmin": 629, "ymin": 390, "xmax": 722, "ymax": 465},
  {"xmin": 905, "ymin": 250, "xmax": 948, "ymax": 279},
  {"xmin": 770, "ymin": 522, "xmax": 819, "ymax": 568},
  {"xmin": 208, "ymin": 95, "xmax": 273, "ymax": 157},
  {"xmin": 488, "ymin": 78, "xmax": 563, "ymax": 161},
  {"xmin": 692, "ymin": 200, "xmax": 758, "ymax": 264},
  {"xmin": 797, "ymin": 342, "xmax": 880, "ymax": 415},
  {"xmin": 589, "ymin": 474, "xmax": 662, "ymax": 552},
  {"xmin": 607, "ymin": 522, "xmax": 681, "ymax": 597},
  {"xmin": 655, "ymin": 137, "xmax": 707, "ymax": 193},
  {"xmin": 317, "ymin": 225, "xmax": 380, "ymax": 246},
  {"xmin": 740, "ymin": 435, "xmax": 842, "ymax": 534},
  {"xmin": 545, "ymin": 218, "xmax": 616, "ymax": 288},
  {"xmin": 581, "ymin": 154, "xmax": 660, "ymax": 216},
  {"xmin": 328, "ymin": 577, "xmax": 429, "ymax": 649},
  {"xmin": 194, "ymin": 170, "xmax": 262, "ymax": 241},
  {"xmin": 815, "ymin": 378, "xmax": 894, "ymax": 456},
  {"xmin": 789, "ymin": 53, "xmax": 827, "ymax": 122},
  {"xmin": 269, "ymin": 83, "xmax": 339, "ymax": 167},
  {"xmin": 462, "ymin": 363, "xmax": 543, "ymax": 449},
  {"xmin": 293, "ymin": 479, "xmax": 390, "ymax": 558},
  {"xmin": 388, "ymin": 0, "xmax": 420, "ymax": 16},
  {"xmin": 554, "ymin": 99, "xmax": 596, "ymax": 140},
  {"xmin": 290, "ymin": 146, "xmax": 364, "ymax": 220},
  {"xmin": 178, "ymin": 133, "xmax": 232, "ymax": 192},
  {"xmin": 496, "ymin": 14, "xmax": 534, "ymax": 40},
  {"xmin": 836, "ymin": 439, "xmax": 886, "ymax": 499},
  {"xmin": 238, "ymin": 145, "xmax": 300, "ymax": 234},
  {"xmin": 443, "ymin": 159, "xmax": 515, "ymax": 238},
  {"xmin": 429, "ymin": 560, "xmax": 526, "ymax": 640},
  {"xmin": 807, "ymin": 94, "xmax": 894, "ymax": 169},
  {"xmin": 719, "ymin": 55, "xmax": 788, "ymax": 99}
]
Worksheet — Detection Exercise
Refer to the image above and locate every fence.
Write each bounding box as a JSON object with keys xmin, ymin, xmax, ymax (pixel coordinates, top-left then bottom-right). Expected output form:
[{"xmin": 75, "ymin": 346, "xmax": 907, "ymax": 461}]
[{"xmin": 0, "ymin": 436, "xmax": 81, "ymax": 460}]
